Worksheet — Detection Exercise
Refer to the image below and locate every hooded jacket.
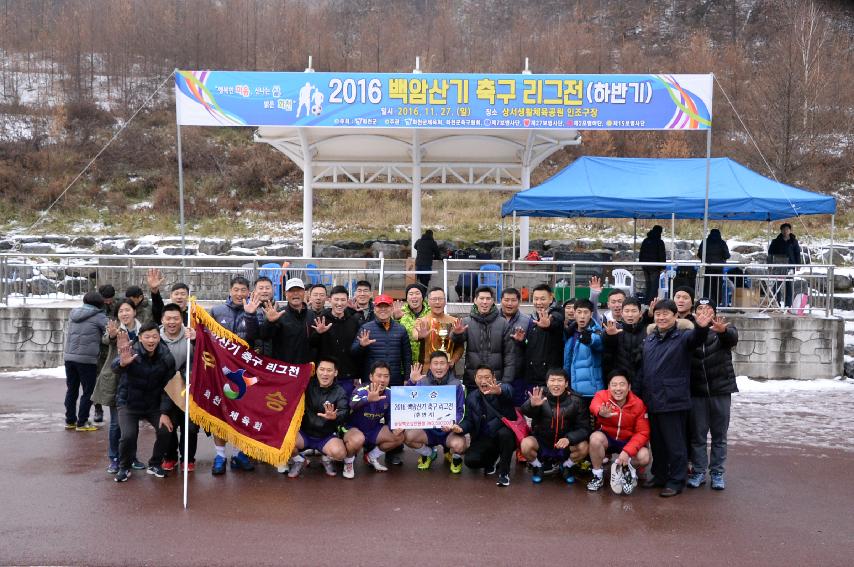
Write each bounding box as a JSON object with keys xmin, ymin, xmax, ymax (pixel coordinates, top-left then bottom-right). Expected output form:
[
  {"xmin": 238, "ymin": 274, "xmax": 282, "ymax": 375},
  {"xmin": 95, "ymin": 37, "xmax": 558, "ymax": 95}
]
[
  {"xmin": 636, "ymin": 319, "xmax": 709, "ymax": 413},
  {"xmin": 690, "ymin": 325, "xmax": 739, "ymax": 397},
  {"xmin": 698, "ymin": 229, "xmax": 731, "ymax": 264},
  {"xmin": 639, "ymin": 226, "xmax": 666, "ymax": 263},
  {"xmin": 113, "ymin": 341, "xmax": 176, "ymax": 413},
  {"xmin": 589, "ymin": 389, "xmax": 650, "ymax": 457},
  {"xmin": 300, "ymin": 377, "xmax": 349, "ymax": 438},
  {"xmin": 563, "ymin": 320, "xmax": 604, "ymax": 397},
  {"xmin": 522, "ymin": 306, "xmax": 565, "ymax": 387},
  {"xmin": 64, "ymin": 304, "xmax": 108, "ymax": 365},
  {"xmin": 310, "ymin": 307, "xmax": 362, "ymax": 379},
  {"xmin": 520, "ymin": 389, "xmax": 590, "ymax": 446},
  {"xmin": 452, "ymin": 305, "xmax": 516, "ymax": 386},
  {"xmin": 350, "ymin": 318, "xmax": 412, "ymax": 385}
]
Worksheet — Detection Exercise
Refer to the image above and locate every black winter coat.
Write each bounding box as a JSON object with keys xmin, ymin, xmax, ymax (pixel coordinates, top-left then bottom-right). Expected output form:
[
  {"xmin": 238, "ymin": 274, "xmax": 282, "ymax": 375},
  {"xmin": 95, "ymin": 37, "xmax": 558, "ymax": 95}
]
[
  {"xmin": 636, "ymin": 320, "xmax": 708, "ymax": 413},
  {"xmin": 248, "ymin": 304, "xmax": 316, "ymax": 364},
  {"xmin": 300, "ymin": 377, "xmax": 349, "ymax": 438},
  {"xmin": 459, "ymin": 384, "xmax": 515, "ymax": 440},
  {"xmin": 520, "ymin": 391, "xmax": 589, "ymax": 446},
  {"xmin": 768, "ymin": 234, "xmax": 801, "ymax": 264},
  {"xmin": 603, "ymin": 321, "xmax": 647, "ymax": 380},
  {"xmin": 690, "ymin": 326, "xmax": 739, "ymax": 397},
  {"xmin": 414, "ymin": 235, "xmax": 442, "ymax": 266},
  {"xmin": 522, "ymin": 306, "xmax": 566, "ymax": 387},
  {"xmin": 350, "ymin": 319, "xmax": 412, "ymax": 385},
  {"xmin": 698, "ymin": 232, "xmax": 731, "ymax": 264},
  {"xmin": 113, "ymin": 341, "xmax": 176, "ymax": 413},
  {"xmin": 311, "ymin": 308, "xmax": 362, "ymax": 379},
  {"xmin": 639, "ymin": 229, "xmax": 666, "ymax": 263}
]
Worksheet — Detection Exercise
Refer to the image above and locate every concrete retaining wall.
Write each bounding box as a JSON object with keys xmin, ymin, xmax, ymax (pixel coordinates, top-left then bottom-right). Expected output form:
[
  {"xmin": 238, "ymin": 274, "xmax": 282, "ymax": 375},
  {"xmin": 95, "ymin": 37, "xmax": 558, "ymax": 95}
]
[{"xmin": 0, "ymin": 305, "xmax": 844, "ymax": 378}]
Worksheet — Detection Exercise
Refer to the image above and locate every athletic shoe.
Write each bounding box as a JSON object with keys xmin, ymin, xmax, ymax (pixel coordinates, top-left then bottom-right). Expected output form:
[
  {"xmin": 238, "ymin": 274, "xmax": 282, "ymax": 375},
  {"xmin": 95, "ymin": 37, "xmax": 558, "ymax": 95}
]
[
  {"xmin": 386, "ymin": 452, "xmax": 403, "ymax": 466},
  {"xmin": 444, "ymin": 451, "xmax": 453, "ymax": 464},
  {"xmin": 65, "ymin": 422, "xmax": 76, "ymax": 430},
  {"xmin": 484, "ymin": 457, "xmax": 500, "ymax": 476},
  {"xmin": 417, "ymin": 448, "xmax": 438, "ymax": 471},
  {"xmin": 93, "ymin": 408, "xmax": 104, "ymax": 423},
  {"xmin": 146, "ymin": 466, "xmax": 167, "ymax": 478},
  {"xmin": 450, "ymin": 455, "xmax": 463, "ymax": 474},
  {"xmin": 560, "ymin": 465, "xmax": 576, "ymax": 485},
  {"xmin": 161, "ymin": 459, "xmax": 177, "ymax": 472},
  {"xmin": 230, "ymin": 451, "xmax": 255, "ymax": 471},
  {"xmin": 131, "ymin": 459, "xmax": 146, "ymax": 471},
  {"xmin": 531, "ymin": 466, "xmax": 544, "ymax": 484},
  {"xmin": 610, "ymin": 462, "xmax": 624, "ymax": 494},
  {"xmin": 212, "ymin": 455, "xmax": 227, "ymax": 475},
  {"xmin": 321, "ymin": 456, "xmax": 337, "ymax": 477},
  {"xmin": 276, "ymin": 462, "xmax": 289, "ymax": 474},
  {"xmin": 106, "ymin": 458, "xmax": 119, "ymax": 474},
  {"xmin": 711, "ymin": 472, "xmax": 726, "ymax": 490},
  {"xmin": 287, "ymin": 459, "xmax": 305, "ymax": 478},
  {"xmin": 75, "ymin": 422, "xmax": 97, "ymax": 432},
  {"xmin": 687, "ymin": 472, "xmax": 706, "ymax": 488},
  {"xmin": 367, "ymin": 455, "xmax": 388, "ymax": 472},
  {"xmin": 542, "ymin": 462, "xmax": 559, "ymax": 476},
  {"xmin": 114, "ymin": 469, "xmax": 131, "ymax": 482},
  {"xmin": 496, "ymin": 473, "xmax": 510, "ymax": 487},
  {"xmin": 587, "ymin": 475, "xmax": 604, "ymax": 491},
  {"xmin": 343, "ymin": 460, "xmax": 355, "ymax": 479},
  {"xmin": 659, "ymin": 487, "xmax": 681, "ymax": 498},
  {"xmin": 622, "ymin": 464, "xmax": 638, "ymax": 495},
  {"xmin": 178, "ymin": 460, "xmax": 195, "ymax": 472}
]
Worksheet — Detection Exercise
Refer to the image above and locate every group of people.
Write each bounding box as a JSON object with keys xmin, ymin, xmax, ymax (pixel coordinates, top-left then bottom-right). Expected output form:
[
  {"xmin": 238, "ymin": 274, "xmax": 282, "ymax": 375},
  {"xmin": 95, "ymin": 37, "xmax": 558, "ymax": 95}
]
[{"xmin": 63, "ymin": 264, "xmax": 739, "ymax": 496}]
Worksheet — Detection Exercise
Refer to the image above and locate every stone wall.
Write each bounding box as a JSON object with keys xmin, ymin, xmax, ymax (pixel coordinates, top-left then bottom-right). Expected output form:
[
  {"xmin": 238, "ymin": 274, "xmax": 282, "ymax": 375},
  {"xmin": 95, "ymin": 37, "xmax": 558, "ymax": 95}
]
[{"xmin": 1, "ymin": 304, "xmax": 844, "ymax": 378}]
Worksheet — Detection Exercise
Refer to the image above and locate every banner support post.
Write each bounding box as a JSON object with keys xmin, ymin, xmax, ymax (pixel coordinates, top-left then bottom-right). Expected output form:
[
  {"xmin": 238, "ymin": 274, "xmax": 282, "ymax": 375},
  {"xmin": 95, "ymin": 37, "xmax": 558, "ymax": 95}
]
[{"xmin": 183, "ymin": 300, "xmax": 193, "ymax": 509}]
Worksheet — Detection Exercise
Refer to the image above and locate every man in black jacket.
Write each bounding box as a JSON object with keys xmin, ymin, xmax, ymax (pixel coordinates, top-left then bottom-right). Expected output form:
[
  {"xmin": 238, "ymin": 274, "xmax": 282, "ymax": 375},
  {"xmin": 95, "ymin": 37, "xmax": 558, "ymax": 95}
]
[
  {"xmin": 602, "ymin": 297, "xmax": 647, "ymax": 380},
  {"xmin": 688, "ymin": 299, "xmax": 738, "ymax": 491},
  {"xmin": 414, "ymin": 229, "xmax": 442, "ymax": 287},
  {"xmin": 287, "ymin": 357, "xmax": 350, "ymax": 479},
  {"xmin": 639, "ymin": 225, "xmax": 667, "ymax": 300},
  {"xmin": 636, "ymin": 299, "xmax": 713, "ymax": 497},
  {"xmin": 311, "ymin": 285, "xmax": 362, "ymax": 398},
  {"xmin": 246, "ymin": 277, "xmax": 316, "ymax": 365},
  {"xmin": 767, "ymin": 223, "xmax": 801, "ymax": 307},
  {"xmin": 517, "ymin": 284, "xmax": 566, "ymax": 395},
  {"xmin": 111, "ymin": 322, "xmax": 176, "ymax": 482}
]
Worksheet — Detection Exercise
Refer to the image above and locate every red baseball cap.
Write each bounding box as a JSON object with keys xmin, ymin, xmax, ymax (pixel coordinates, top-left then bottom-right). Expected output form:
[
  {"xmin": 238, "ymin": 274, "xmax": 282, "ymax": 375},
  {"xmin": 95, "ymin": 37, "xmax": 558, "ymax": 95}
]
[{"xmin": 374, "ymin": 294, "xmax": 393, "ymax": 306}]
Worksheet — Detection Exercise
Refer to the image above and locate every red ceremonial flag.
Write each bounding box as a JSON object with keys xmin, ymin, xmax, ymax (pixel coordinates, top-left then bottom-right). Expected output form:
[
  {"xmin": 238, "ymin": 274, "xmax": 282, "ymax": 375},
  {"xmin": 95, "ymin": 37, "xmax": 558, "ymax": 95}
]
[{"xmin": 188, "ymin": 301, "xmax": 311, "ymax": 466}]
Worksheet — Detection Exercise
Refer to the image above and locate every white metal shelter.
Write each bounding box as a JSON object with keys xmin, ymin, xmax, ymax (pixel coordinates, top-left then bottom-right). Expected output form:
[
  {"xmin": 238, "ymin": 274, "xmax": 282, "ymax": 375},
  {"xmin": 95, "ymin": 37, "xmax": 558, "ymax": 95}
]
[{"xmin": 254, "ymin": 126, "xmax": 581, "ymax": 257}]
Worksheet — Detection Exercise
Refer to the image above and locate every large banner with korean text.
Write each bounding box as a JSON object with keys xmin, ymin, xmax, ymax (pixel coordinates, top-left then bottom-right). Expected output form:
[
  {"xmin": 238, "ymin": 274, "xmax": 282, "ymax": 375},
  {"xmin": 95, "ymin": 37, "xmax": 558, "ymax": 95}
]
[
  {"xmin": 189, "ymin": 302, "xmax": 312, "ymax": 466},
  {"xmin": 176, "ymin": 71, "xmax": 712, "ymax": 130}
]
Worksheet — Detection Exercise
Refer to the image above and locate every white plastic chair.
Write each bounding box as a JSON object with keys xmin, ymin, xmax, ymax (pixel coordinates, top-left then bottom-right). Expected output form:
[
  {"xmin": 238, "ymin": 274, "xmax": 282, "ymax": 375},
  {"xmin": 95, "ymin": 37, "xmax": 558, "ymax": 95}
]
[{"xmin": 611, "ymin": 268, "xmax": 634, "ymax": 296}]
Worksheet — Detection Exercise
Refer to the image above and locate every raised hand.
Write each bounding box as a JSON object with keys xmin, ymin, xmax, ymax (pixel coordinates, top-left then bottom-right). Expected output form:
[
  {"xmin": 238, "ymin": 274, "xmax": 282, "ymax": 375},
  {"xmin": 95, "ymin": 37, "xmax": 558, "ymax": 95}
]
[
  {"xmin": 106, "ymin": 319, "xmax": 119, "ymax": 339},
  {"xmin": 648, "ymin": 296, "xmax": 659, "ymax": 312},
  {"xmin": 346, "ymin": 298, "xmax": 358, "ymax": 310},
  {"xmin": 710, "ymin": 316, "xmax": 729, "ymax": 334},
  {"xmin": 452, "ymin": 318, "xmax": 468, "ymax": 335},
  {"xmin": 366, "ymin": 382, "xmax": 386, "ymax": 402},
  {"xmin": 409, "ymin": 363, "xmax": 425, "ymax": 383},
  {"xmin": 483, "ymin": 379, "xmax": 502, "ymax": 396},
  {"xmin": 264, "ymin": 302, "xmax": 285, "ymax": 322},
  {"xmin": 598, "ymin": 401, "xmax": 616, "ymax": 419},
  {"xmin": 511, "ymin": 326, "xmax": 526, "ymax": 342},
  {"xmin": 529, "ymin": 386, "xmax": 546, "ymax": 407},
  {"xmin": 312, "ymin": 316, "xmax": 332, "ymax": 334},
  {"xmin": 146, "ymin": 268, "xmax": 165, "ymax": 293},
  {"xmin": 392, "ymin": 300, "xmax": 405, "ymax": 320},
  {"xmin": 695, "ymin": 309, "xmax": 714, "ymax": 328},
  {"xmin": 589, "ymin": 275, "xmax": 602, "ymax": 293},
  {"xmin": 358, "ymin": 329, "xmax": 375, "ymax": 347},
  {"xmin": 604, "ymin": 320, "xmax": 623, "ymax": 336},
  {"xmin": 414, "ymin": 318, "xmax": 430, "ymax": 339},
  {"xmin": 243, "ymin": 290, "xmax": 261, "ymax": 314},
  {"xmin": 318, "ymin": 401, "xmax": 338, "ymax": 421},
  {"xmin": 117, "ymin": 332, "xmax": 137, "ymax": 367},
  {"xmin": 535, "ymin": 309, "xmax": 552, "ymax": 329},
  {"xmin": 443, "ymin": 424, "xmax": 463, "ymax": 434},
  {"xmin": 554, "ymin": 438, "xmax": 569, "ymax": 450}
]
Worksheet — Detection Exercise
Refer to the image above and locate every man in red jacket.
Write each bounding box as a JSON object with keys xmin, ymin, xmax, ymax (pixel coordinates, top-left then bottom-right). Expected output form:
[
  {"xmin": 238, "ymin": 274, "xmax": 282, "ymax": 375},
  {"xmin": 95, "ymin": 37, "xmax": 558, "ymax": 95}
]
[{"xmin": 587, "ymin": 370, "xmax": 651, "ymax": 492}]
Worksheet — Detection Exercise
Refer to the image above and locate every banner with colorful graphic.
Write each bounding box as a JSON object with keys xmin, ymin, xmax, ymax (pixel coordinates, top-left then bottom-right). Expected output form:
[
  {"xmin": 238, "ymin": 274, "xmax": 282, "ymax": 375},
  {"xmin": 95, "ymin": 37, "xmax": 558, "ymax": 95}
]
[
  {"xmin": 389, "ymin": 385, "xmax": 457, "ymax": 430},
  {"xmin": 189, "ymin": 302, "xmax": 312, "ymax": 466},
  {"xmin": 176, "ymin": 71, "xmax": 712, "ymax": 130}
]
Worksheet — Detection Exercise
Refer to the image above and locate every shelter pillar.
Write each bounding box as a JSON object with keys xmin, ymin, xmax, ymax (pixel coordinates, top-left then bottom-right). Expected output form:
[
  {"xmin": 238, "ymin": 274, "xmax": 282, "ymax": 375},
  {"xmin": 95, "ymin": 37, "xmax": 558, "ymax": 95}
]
[
  {"xmin": 411, "ymin": 130, "xmax": 422, "ymax": 256},
  {"xmin": 519, "ymin": 164, "xmax": 531, "ymax": 259},
  {"xmin": 302, "ymin": 162, "xmax": 313, "ymax": 258}
]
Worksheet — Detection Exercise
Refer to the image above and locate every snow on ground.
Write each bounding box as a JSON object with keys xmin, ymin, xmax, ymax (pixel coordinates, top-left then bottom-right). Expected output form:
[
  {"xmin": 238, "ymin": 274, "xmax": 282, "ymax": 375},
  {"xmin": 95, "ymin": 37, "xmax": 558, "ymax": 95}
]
[{"xmin": 0, "ymin": 366, "xmax": 66, "ymax": 379}]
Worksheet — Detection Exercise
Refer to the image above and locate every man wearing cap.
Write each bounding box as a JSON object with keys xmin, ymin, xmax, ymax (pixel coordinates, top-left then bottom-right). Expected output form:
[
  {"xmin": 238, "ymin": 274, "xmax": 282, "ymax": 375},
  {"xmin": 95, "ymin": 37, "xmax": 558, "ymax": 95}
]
[
  {"xmin": 672, "ymin": 286, "xmax": 695, "ymax": 322},
  {"xmin": 245, "ymin": 277, "xmax": 316, "ymax": 365},
  {"xmin": 351, "ymin": 293, "xmax": 412, "ymax": 388},
  {"xmin": 635, "ymin": 299, "xmax": 713, "ymax": 497},
  {"xmin": 688, "ymin": 298, "xmax": 738, "ymax": 491}
]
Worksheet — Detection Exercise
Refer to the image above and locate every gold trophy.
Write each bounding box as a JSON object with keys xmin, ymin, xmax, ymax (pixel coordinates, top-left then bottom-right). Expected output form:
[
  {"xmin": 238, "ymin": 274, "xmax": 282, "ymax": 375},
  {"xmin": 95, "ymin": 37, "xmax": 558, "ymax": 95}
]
[{"xmin": 436, "ymin": 323, "xmax": 451, "ymax": 355}]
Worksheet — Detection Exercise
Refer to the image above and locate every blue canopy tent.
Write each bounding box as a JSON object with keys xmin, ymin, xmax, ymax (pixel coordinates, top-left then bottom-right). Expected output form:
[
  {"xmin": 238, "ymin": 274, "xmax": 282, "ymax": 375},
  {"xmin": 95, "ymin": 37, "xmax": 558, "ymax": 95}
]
[{"xmin": 501, "ymin": 156, "xmax": 836, "ymax": 221}]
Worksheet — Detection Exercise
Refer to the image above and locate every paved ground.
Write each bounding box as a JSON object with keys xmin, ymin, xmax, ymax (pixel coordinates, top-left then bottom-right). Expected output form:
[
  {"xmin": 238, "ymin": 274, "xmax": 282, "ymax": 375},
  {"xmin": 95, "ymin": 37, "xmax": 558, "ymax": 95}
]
[{"xmin": 1, "ymin": 372, "xmax": 853, "ymax": 566}]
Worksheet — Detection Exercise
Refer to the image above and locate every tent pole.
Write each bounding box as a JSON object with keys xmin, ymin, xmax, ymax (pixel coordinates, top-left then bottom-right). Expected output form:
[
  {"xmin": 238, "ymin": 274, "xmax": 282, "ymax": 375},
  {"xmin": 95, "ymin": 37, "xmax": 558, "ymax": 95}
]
[
  {"xmin": 500, "ymin": 215, "xmax": 505, "ymax": 262},
  {"xmin": 512, "ymin": 211, "xmax": 517, "ymax": 260},
  {"xmin": 411, "ymin": 130, "xmax": 422, "ymax": 257},
  {"xmin": 829, "ymin": 214, "xmax": 835, "ymax": 317},
  {"xmin": 699, "ymin": 127, "xmax": 712, "ymax": 296},
  {"xmin": 519, "ymin": 165, "xmax": 531, "ymax": 259},
  {"xmin": 175, "ymin": 69, "xmax": 186, "ymax": 268},
  {"xmin": 670, "ymin": 213, "xmax": 675, "ymax": 262},
  {"xmin": 633, "ymin": 218, "xmax": 637, "ymax": 260}
]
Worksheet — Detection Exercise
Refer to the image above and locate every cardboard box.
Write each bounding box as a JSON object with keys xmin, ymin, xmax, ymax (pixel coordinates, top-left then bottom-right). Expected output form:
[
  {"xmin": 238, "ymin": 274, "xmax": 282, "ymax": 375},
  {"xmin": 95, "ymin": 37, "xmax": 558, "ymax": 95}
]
[{"xmin": 733, "ymin": 287, "xmax": 759, "ymax": 308}]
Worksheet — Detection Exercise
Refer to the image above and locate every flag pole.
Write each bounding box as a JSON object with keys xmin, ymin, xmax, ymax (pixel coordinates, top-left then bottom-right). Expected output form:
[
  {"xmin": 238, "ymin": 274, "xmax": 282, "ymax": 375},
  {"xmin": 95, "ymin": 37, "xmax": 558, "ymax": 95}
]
[{"xmin": 183, "ymin": 298, "xmax": 193, "ymax": 509}]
